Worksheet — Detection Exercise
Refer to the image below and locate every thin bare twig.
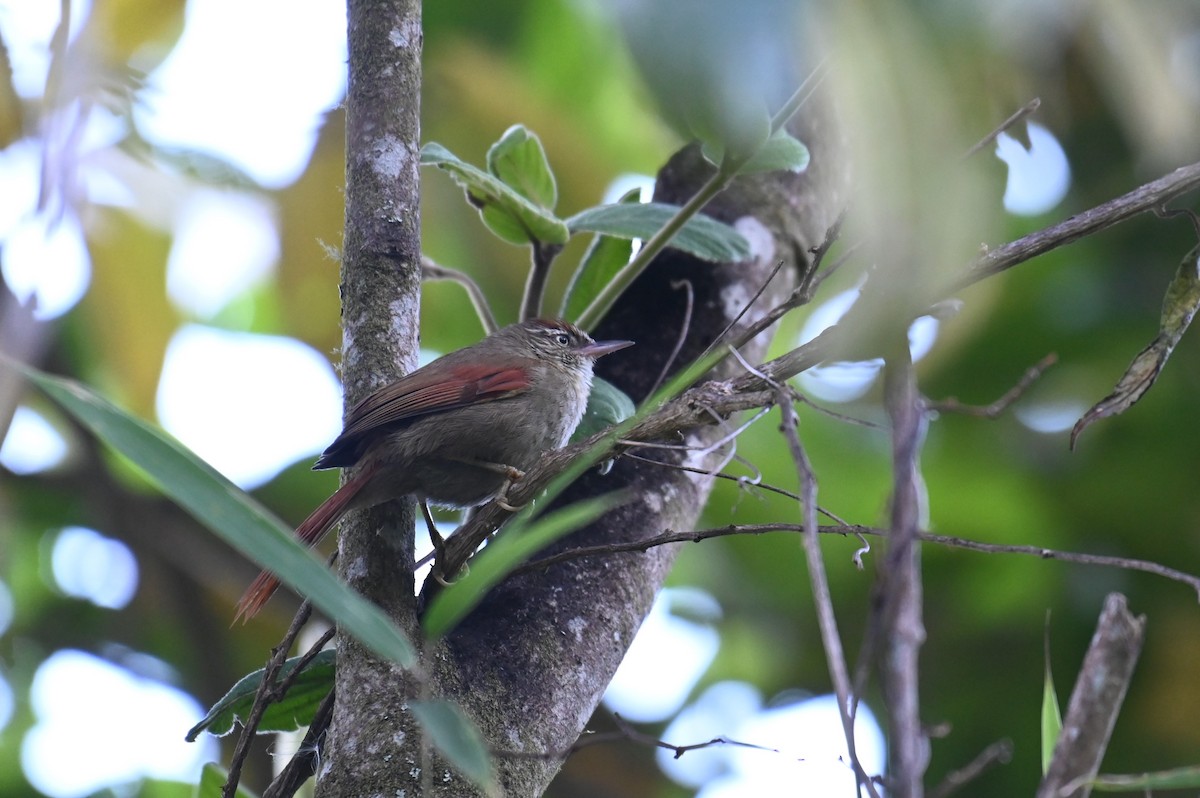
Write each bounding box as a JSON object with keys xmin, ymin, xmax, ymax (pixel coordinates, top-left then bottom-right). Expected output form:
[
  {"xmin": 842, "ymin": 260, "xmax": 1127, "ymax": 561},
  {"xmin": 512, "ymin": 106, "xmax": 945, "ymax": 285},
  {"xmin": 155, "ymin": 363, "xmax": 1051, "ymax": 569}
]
[
  {"xmin": 223, "ymin": 601, "xmax": 317, "ymax": 798},
  {"xmin": 263, "ymin": 687, "xmax": 337, "ymax": 798},
  {"xmin": 929, "ymin": 739, "xmax": 1014, "ymax": 798},
  {"xmin": 620, "ymin": 405, "xmax": 769, "ymax": 457},
  {"xmin": 777, "ymin": 387, "xmax": 879, "ymax": 798},
  {"xmin": 647, "ymin": 279, "xmax": 695, "ymax": 397},
  {"xmin": 770, "ymin": 58, "xmax": 829, "ymax": 132},
  {"xmin": 421, "ymin": 256, "xmax": 499, "ymax": 333},
  {"xmin": 926, "ymin": 353, "xmax": 1057, "ymax": 418},
  {"xmin": 963, "ymin": 97, "xmax": 1042, "ymax": 159},
  {"xmin": 1153, "ymin": 203, "xmax": 1200, "ymax": 242},
  {"xmin": 702, "ymin": 215, "xmax": 848, "ymax": 367},
  {"xmin": 621, "ymin": 452, "xmax": 852, "ymax": 524},
  {"xmin": 699, "ymin": 257, "xmax": 789, "ymax": 363},
  {"xmin": 491, "ymin": 712, "xmax": 787, "ymax": 763},
  {"xmin": 505, "ymin": 521, "xmax": 1200, "ymax": 597},
  {"xmin": 613, "ymin": 713, "xmax": 783, "ymax": 761},
  {"xmin": 920, "ymin": 532, "xmax": 1200, "ymax": 597},
  {"xmin": 797, "ymin": 209, "xmax": 850, "ymax": 301}
]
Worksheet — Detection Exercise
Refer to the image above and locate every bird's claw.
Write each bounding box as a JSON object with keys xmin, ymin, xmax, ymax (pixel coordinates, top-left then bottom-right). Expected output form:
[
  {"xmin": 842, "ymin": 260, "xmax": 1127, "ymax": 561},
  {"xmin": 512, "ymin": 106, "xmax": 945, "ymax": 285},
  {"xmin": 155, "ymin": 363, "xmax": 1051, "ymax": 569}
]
[
  {"xmin": 433, "ymin": 561, "xmax": 469, "ymax": 587},
  {"xmin": 494, "ymin": 466, "xmax": 527, "ymax": 512}
]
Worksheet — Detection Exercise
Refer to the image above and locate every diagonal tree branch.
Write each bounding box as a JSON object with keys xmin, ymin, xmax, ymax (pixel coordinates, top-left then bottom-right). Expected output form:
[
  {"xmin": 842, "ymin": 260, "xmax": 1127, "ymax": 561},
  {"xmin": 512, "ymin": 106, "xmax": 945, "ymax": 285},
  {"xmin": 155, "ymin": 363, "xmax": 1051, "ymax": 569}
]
[
  {"xmin": 1036, "ymin": 594, "xmax": 1146, "ymax": 798},
  {"xmin": 953, "ymin": 160, "xmax": 1200, "ymax": 291}
]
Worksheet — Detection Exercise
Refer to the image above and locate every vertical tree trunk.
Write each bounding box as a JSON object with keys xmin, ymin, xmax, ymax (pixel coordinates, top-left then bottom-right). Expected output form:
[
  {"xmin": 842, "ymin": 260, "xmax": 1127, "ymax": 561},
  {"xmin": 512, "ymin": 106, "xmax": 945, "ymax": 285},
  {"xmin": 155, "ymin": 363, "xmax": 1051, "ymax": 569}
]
[{"xmin": 316, "ymin": 0, "xmax": 425, "ymax": 795}]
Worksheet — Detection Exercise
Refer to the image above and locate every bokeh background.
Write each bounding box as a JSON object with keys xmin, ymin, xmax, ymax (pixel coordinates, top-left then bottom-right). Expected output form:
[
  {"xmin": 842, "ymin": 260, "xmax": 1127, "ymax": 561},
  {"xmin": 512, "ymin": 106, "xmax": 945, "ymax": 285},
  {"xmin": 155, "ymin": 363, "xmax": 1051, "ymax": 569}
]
[{"xmin": 2, "ymin": 0, "xmax": 1200, "ymax": 796}]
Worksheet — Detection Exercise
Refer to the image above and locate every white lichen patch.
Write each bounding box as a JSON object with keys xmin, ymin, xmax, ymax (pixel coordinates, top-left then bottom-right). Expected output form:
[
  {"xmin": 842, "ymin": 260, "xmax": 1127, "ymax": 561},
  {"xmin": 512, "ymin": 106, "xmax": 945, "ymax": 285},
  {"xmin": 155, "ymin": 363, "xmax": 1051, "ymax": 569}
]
[
  {"xmin": 345, "ymin": 555, "xmax": 369, "ymax": 580},
  {"xmin": 720, "ymin": 217, "xmax": 778, "ymax": 331},
  {"xmin": 567, "ymin": 616, "xmax": 588, "ymax": 643},
  {"xmin": 646, "ymin": 482, "xmax": 683, "ymax": 512},
  {"xmin": 735, "ymin": 216, "xmax": 775, "ymax": 264},
  {"xmin": 390, "ymin": 17, "xmax": 418, "ymax": 48},
  {"xmin": 370, "ymin": 134, "xmax": 411, "ymax": 182},
  {"xmin": 389, "ymin": 299, "xmax": 421, "ymax": 371}
]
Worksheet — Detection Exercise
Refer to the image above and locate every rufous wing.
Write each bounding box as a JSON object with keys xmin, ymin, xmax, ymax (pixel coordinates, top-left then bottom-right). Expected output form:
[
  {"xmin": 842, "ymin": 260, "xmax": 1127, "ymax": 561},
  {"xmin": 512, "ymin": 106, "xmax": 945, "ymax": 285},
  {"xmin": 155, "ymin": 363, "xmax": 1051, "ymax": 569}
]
[{"xmin": 315, "ymin": 363, "xmax": 532, "ymax": 469}]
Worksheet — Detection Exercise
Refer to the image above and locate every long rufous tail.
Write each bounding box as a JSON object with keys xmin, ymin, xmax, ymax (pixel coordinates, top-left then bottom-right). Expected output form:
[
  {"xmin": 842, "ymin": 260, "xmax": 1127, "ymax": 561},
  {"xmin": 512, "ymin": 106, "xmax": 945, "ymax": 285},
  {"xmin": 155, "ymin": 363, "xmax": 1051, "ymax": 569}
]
[{"xmin": 234, "ymin": 464, "xmax": 378, "ymax": 623}]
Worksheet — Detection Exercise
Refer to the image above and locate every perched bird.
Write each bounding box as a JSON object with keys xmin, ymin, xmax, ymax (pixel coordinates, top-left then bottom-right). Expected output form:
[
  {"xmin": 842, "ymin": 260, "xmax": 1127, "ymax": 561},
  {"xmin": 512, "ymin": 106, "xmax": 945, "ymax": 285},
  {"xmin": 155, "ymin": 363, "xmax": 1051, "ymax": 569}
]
[{"xmin": 235, "ymin": 318, "xmax": 633, "ymax": 620}]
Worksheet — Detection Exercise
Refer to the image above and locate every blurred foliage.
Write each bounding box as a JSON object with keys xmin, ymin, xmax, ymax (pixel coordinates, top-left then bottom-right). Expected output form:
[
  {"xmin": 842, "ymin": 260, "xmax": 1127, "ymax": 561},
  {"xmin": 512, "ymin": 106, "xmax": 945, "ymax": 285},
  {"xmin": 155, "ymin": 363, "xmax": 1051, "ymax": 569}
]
[{"xmin": 2, "ymin": 0, "xmax": 1200, "ymax": 797}]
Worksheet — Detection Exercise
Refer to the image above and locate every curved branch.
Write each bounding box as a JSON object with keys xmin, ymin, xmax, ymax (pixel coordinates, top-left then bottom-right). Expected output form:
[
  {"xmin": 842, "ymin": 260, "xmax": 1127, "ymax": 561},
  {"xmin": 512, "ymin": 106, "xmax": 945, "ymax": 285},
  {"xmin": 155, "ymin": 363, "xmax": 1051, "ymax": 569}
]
[{"xmin": 953, "ymin": 160, "xmax": 1200, "ymax": 291}]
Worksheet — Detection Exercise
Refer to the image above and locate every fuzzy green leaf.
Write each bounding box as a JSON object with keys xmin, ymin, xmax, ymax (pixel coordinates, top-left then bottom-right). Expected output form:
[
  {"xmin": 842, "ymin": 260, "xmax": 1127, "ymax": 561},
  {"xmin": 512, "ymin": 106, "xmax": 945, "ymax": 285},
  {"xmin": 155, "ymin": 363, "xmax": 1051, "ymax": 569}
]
[
  {"xmin": 566, "ymin": 202, "xmax": 749, "ymax": 262},
  {"xmin": 572, "ymin": 377, "xmax": 636, "ymax": 442},
  {"xmin": 486, "ymin": 125, "xmax": 557, "ymax": 209},
  {"xmin": 186, "ymin": 650, "xmax": 335, "ymax": 741},
  {"xmin": 1041, "ymin": 653, "xmax": 1062, "ymax": 774},
  {"xmin": 421, "ymin": 141, "xmax": 569, "ymax": 246},
  {"xmin": 561, "ymin": 188, "xmax": 639, "ymax": 320},
  {"xmin": 704, "ymin": 129, "xmax": 811, "ymax": 175}
]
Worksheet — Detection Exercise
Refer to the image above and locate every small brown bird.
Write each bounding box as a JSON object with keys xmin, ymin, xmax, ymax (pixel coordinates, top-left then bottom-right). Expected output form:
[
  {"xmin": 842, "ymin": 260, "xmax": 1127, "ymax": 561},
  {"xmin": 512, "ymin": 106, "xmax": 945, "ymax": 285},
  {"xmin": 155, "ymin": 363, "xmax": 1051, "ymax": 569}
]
[{"xmin": 235, "ymin": 319, "xmax": 632, "ymax": 621}]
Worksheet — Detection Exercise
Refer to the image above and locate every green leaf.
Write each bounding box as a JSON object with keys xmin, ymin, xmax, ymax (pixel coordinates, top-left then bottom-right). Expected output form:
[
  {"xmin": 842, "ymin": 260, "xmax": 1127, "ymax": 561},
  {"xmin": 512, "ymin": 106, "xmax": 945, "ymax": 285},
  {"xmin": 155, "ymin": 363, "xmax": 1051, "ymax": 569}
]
[
  {"xmin": 617, "ymin": 0, "xmax": 791, "ymax": 151},
  {"xmin": 423, "ymin": 494, "xmax": 622, "ymax": 639},
  {"xmin": 566, "ymin": 202, "xmax": 750, "ymax": 262},
  {"xmin": 689, "ymin": 99, "xmax": 773, "ymax": 164},
  {"xmin": 186, "ymin": 650, "xmax": 335, "ymax": 741},
  {"xmin": 703, "ymin": 129, "xmax": 811, "ymax": 176},
  {"xmin": 478, "ymin": 203, "xmax": 534, "ymax": 246},
  {"xmin": 196, "ymin": 763, "xmax": 260, "ymax": 798},
  {"xmin": 571, "ymin": 377, "xmax": 636, "ymax": 442},
  {"xmin": 1042, "ymin": 623, "xmax": 1062, "ymax": 774},
  {"xmin": 10, "ymin": 360, "xmax": 416, "ymax": 668},
  {"xmin": 1092, "ymin": 765, "xmax": 1200, "ymax": 791},
  {"xmin": 137, "ymin": 778, "xmax": 194, "ymax": 798},
  {"xmin": 411, "ymin": 700, "xmax": 499, "ymax": 797},
  {"xmin": 1072, "ymin": 245, "xmax": 1200, "ymax": 449},
  {"xmin": 486, "ymin": 125, "xmax": 557, "ymax": 210},
  {"xmin": 561, "ymin": 188, "xmax": 639, "ymax": 320},
  {"xmin": 421, "ymin": 141, "xmax": 569, "ymax": 246}
]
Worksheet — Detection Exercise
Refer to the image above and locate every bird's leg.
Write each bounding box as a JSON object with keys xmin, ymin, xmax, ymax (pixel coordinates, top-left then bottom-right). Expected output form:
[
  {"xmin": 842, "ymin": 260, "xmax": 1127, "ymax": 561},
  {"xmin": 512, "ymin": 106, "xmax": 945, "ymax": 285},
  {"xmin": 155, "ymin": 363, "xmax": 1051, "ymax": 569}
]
[
  {"xmin": 420, "ymin": 499, "xmax": 442, "ymax": 551},
  {"xmin": 451, "ymin": 458, "xmax": 527, "ymax": 512},
  {"xmin": 421, "ymin": 499, "xmax": 469, "ymax": 587}
]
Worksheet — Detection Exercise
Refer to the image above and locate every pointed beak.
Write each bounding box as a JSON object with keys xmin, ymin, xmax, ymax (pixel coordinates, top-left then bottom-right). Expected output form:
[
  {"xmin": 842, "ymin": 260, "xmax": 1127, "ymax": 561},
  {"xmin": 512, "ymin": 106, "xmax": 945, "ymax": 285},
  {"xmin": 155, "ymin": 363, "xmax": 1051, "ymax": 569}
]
[{"xmin": 577, "ymin": 339, "xmax": 634, "ymax": 359}]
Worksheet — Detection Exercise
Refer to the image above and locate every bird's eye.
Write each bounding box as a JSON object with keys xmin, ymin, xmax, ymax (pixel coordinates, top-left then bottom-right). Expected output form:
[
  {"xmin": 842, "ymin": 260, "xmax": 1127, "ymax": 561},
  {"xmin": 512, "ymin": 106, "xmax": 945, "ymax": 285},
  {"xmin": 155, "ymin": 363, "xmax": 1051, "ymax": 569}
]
[{"xmin": 554, "ymin": 333, "xmax": 571, "ymax": 346}]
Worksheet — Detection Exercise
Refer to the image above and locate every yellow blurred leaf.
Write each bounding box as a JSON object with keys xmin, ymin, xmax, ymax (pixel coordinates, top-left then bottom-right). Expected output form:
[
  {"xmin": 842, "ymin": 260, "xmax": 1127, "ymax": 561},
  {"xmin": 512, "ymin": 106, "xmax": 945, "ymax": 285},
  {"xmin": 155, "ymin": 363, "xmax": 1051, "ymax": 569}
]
[
  {"xmin": 78, "ymin": 0, "xmax": 186, "ymax": 70},
  {"xmin": 80, "ymin": 207, "xmax": 177, "ymax": 417},
  {"xmin": 0, "ymin": 37, "xmax": 22, "ymax": 148},
  {"xmin": 275, "ymin": 112, "xmax": 345, "ymax": 357}
]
